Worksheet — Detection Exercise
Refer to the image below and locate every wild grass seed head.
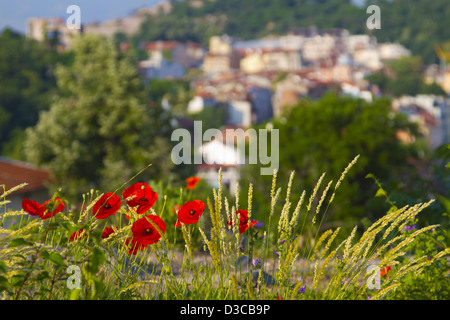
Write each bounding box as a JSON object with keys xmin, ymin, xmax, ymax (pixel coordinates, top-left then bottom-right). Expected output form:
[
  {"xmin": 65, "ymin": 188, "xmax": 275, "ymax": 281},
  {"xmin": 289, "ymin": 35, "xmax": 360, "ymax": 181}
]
[
  {"xmin": 343, "ymin": 225, "xmax": 358, "ymax": 259},
  {"xmin": 334, "ymin": 155, "xmax": 359, "ymax": 191},
  {"xmin": 370, "ymin": 283, "xmax": 401, "ymax": 300},
  {"xmin": 321, "ymin": 227, "xmax": 341, "ymax": 260},
  {"xmin": 311, "ymin": 229, "xmax": 332, "ymax": 261},
  {"xmin": 270, "ymin": 168, "xmax": 278, "ymax": 203},
  {"xmin": 247, "ymin": 183, "xmax": 253, "ymax": 225},
  {"xmin": 312, "ymin": 179, "xmax": 333, "ymax": 224},
  {"xmin": 380, "ymin": 224, "xmax": 440, "ymax": 267},
  {"xmin": 312, "ymin": 241, "xmax": 345, "ymax": 289},
  {"xmin": 289, "ymin": 190, "xmax": 306, "ymax": 232},
  {"xmin": 0, "ymin": 183, "xmax": 28, "ymax": 199}
]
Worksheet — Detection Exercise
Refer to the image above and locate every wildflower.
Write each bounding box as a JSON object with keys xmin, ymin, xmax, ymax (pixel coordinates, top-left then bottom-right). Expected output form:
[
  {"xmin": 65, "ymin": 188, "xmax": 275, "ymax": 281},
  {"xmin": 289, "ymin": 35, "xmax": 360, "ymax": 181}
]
[
  {"xmin": 123, "ymin": 182, "xmax": 158, "ymax": 214},
  {"xmin": 175, "ymin": 200, "xmax": 205, "ymax": 227},
  {"xmin": 186, "ymin": 176, "xmax": 201, "ymax": 190},
  {"xmin": 39, "ymin": 198, "xmax": 65, "ymax": 220},
  {"xmin": 280, "ymin": 240, "xmax": 286, "ymax": 245},
  {"xmin": 253, "ymin": 221, "xmax": 264, "ymax": 237},
  {"xmin": 101, "ymin": 227, "xmax": 116, "ymax": 239},
  {"xmin": 131, "ymin": 215, "xmax": 166, "ymax": 245},
  {"xmin": 380, "ymin": 266, "xmax": 391, "ymax": 277},
  {"xmin": 402, "ymin": 225, "xmax": 416, "ymax": 232},
  {"xmin": 22, "ymin": 198, "xmax": 65, "ymax": 220},
  {"xmin": 70, "ymin": 229, "xmax": 87, "ymax": 242},
  {"xmin": 93, "ymin": 193, "xmax": 121, "ymax": 219},
  {"xmin": 22, "ymin": 199, "xmax": 45, "ymax": 217},
  {"xmin": 299, "ymin": 285, "xmax": 306, "ymax": 294},
  {"xmin": 254, "ymin": 221, "xmax": 264, "ymax": 228},
  {"xmin": 228, "ymin": 209, "xmax": 257, "ymax": 234}
]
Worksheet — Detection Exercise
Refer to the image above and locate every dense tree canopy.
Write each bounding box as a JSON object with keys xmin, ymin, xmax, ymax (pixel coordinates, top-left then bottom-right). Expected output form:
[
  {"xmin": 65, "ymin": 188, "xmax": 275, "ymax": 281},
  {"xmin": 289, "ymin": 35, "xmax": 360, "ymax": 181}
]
[{"xmin": 0, "ymin": 28, "xmax": 69, "ymax": 158}]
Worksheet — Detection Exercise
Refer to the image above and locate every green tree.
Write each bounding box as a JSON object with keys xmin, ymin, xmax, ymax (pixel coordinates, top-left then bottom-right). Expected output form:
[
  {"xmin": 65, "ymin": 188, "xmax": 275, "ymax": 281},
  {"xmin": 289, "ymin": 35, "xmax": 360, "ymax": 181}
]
[
  {"xmin": 366, "ymin": 56, "xmax": 446, "ymax": 96},
  {"xmin": 23, "ymin": 34, "xmax": 174, "ymax": 201},
  {"xmin": 0, "ymin": 28, "xmax": 68, "ymax": 158}
]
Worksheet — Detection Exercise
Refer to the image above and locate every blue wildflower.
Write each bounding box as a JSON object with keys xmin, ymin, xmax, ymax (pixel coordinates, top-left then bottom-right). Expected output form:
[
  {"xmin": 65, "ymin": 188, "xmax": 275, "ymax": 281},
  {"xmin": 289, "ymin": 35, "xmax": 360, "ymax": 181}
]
[{"xmin": 254, "ymin": 221, "xmax": 264, "ymax": 228}]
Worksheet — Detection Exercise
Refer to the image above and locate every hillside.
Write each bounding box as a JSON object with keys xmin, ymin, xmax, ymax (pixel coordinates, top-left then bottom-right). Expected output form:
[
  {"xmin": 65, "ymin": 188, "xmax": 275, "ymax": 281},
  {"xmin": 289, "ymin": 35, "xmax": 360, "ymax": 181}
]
[{"xmin": 133, "ymin": 0, "xmax": 450, "ymax": 64}]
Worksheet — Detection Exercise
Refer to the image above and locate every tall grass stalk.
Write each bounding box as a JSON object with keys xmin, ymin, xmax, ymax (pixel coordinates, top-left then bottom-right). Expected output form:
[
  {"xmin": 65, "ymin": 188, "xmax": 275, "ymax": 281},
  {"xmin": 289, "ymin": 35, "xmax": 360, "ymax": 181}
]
[{"xmin": 0, "ymin": 156, "xmax": 448, "ymax": 300}]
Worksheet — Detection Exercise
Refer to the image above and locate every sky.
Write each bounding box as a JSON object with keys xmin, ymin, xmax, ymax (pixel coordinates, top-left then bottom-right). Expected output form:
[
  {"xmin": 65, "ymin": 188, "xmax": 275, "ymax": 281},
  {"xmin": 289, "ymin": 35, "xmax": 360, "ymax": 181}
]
[{"xmin": 0, "ymin": 0, "xmax": 167, "ymax": 34}]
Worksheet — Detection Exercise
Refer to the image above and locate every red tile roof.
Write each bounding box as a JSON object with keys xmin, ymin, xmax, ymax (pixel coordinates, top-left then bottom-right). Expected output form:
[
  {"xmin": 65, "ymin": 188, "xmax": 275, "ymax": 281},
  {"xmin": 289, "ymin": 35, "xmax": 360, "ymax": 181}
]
[{"xmin": 0, "ymin": 157, "xmax": 51, "ymax": 195}]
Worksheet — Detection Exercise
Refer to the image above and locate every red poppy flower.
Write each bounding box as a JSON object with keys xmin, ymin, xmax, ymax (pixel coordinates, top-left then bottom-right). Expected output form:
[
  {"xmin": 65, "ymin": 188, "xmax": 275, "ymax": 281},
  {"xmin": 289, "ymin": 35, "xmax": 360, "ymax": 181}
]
[
  {"xmin": 131, "ymin": 215, "xmax": 166, "ymax": 245},
  {"xmin": 22, "ymin": 199, "xmax": 45, "ymax": 217},
  {"xmin": 175, "ymin": 200, "xmax": 205, "ymax": 228},
  {"xmin": 101, "ymin": 227, "xmax": 116, "ymax": 239},
  {"xmin": 93, "ymin": 193, "xmax": 121, "ymax": 219},
  {"xmin": 380, "ymin": 266, "xmax": 391, "ymax": 277},
  {"xmin": 124, "ymin": 237, "xmax": 147, "ymax": 255},
  {"xmin": 39, "ymin": 198, "xmax": 65, "ymax": 220},
  {"xmin": 228, "ymin": 209, "xmax": 257, "ymax": 234},
  {"xmin": 186, "ymin": 176, "xmax": 201, "ymax": 190},
  {"xmin": 123, "ymin": 182, "xmax": 158, "ymax": 214},
  {"xmin": 70, "ymin": 229, "xmax": 87, "ymax": 242}
]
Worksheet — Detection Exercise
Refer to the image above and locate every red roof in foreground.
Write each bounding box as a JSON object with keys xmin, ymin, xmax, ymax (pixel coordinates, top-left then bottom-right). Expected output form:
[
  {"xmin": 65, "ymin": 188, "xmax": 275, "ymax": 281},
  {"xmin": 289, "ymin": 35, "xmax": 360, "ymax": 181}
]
[{"xmin": 0, "ymin": 157, "xmax": 51, "ymax": 195}]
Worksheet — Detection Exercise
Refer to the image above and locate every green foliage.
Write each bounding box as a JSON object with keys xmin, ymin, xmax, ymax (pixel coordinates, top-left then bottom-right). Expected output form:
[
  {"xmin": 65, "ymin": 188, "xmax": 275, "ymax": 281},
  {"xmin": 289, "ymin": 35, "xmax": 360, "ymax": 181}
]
[
  {"xmin": 366, "ymin": 56, "xmax": 446, "ymax": 97},
  {"xmin": 389, "ymin": 223, "xmax": 449, "ymax": 299},
  {"xmin": 134, "ymin": 11, "xmax": 222, "ymax": 46},
  {"xmin": 145, "ymin": 78, "xmax": 193, "ymax": 118},
  {"xmin": 241, "ymin": 93, "xmax": 427, "ymax": 227},
  {"xmin": 189, "ymin": 105, "xmax": 227, "ymax": 132}
]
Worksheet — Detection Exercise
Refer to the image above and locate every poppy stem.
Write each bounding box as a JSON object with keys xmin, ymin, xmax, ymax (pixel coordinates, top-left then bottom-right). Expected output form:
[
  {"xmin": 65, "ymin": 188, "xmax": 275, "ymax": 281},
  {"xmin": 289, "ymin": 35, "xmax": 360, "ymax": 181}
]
[{"xmin": 113, "ymin": 163, "xmax": 153, "ymax": 195}]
